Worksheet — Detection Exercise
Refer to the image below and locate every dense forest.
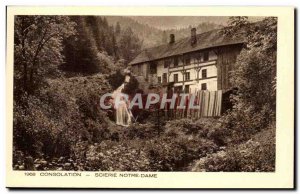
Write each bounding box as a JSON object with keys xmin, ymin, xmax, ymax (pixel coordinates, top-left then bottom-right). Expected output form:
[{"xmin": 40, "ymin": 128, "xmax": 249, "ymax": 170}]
[
  {"xmin": 106, "ymin": 16, "xmax": 222, "ymax": 48},
  {"xmin": 61, "ymin": 16, "xmax": 143, "ymax": 74},
  {"xmin": 13, "ymin": 16, "xmax": 276, "ymax": 171}
]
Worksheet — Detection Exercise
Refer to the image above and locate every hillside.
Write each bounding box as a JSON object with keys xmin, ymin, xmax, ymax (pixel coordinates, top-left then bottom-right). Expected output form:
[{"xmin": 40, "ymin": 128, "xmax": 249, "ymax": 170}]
[
  {"xmin": 130, "ymin": 16, "xmax": 228, "ymax": 29},
  {"xmin": 106, "ymin": 16, "xmax": 222, "ymax": 48}
]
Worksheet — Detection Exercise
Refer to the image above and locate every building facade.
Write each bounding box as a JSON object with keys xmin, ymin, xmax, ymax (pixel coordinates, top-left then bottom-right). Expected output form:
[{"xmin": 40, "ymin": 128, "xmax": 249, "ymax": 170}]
[{"xmin": 130, "ymin": 28, "xmax": 244, "ymax": 94}]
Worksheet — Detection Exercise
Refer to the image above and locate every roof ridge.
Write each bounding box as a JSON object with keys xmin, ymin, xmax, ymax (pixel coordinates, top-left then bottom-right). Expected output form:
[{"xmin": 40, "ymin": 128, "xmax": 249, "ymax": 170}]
[
  {"xmin": 142, "ymin": 28, "xmax": 222, "ymax": 51},
  {"xmin": 130, "ymin": 27, "xmax": 245, "ymax": 65}
]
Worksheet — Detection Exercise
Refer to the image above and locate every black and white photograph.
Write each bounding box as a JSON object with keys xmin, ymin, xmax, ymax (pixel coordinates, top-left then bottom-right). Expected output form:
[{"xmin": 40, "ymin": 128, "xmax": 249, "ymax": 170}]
[
  {"xmin": 5, "ymin": 6, "xmax": 294, "ymax": 189},
  {"xmin": 12, "ymin": 15, "xmax": 277, "ymax": 172}
]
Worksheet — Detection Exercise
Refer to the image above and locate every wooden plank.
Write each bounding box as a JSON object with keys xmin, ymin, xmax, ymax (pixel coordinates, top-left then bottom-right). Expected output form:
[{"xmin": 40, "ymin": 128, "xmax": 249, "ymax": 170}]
[
  {"xmin": 194, "ymin": 91, "xmax": 198, "ymax": 119},
  {"xmin": 202, "ymin": 91, "xmax": 206, "ymax": 117},
  {"xmin": 212, "ymin": 91, "xmax": 218, "ymax": 116},
  {"xmin": 197, "ymin": 91, "xmax": 201, "ymax": 118},
  {"xmin": 192, "ymin": 92, "xmax": 197, "ymax": 118},
  {"xmin": 198, "ymin": 91, "xmax": 201, "ymax": 118},
  {"xmin": 206, "ymin": 91, "xmax": 211, "ymax": 117},
  {"xmin": 215, "ymin": 91, "xmax": 219, "ymax": 116},
  {"xmin": 190, "ymin": 93, "xmax": 193, "ymax": 118},
  {"xmin": 216, "ymin": 90, "xmax": 222, "ymax": 116},
  {"xmin": 201, "ymin": 91, "xmax": 205, "ymax": 117},
  {"xmin": 208, "ymin": 91, "xmax": 216, "ymax": 116},
  {"xmin": 202, "ymin": 91, "xmax": 208, "ymax": 117},
  {"xmin": 187, "ymin": 94, "xmax": 190, "ymax": 118},
  {"xmin": 193, "ymin": 91, "xmax": 196, "ymax": 119},
  {"xmin": 185, "ymin": 95, "xmax": 191, "ymax": 118},
  {"xmin": 208, "ymin": 91, "xmax": 213, "ymax": 116},
  {"xmin": 195, "ymin": 91, "xmax": 198, "ymax": 119},
  {"xmin": 219, "ymin": 91, "xmax": 222, "ymax": 116},
  {"xmin": 199, "ymin": 91, "xmax": 204, "ymax": 118}
]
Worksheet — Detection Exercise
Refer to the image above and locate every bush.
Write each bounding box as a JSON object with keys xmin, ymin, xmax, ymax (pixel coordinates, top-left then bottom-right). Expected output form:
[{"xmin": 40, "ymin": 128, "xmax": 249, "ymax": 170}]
[
  {"xmin": 165, "ymin": 118, "xmax": 229, "ymax": 146},
  {"xmin": 13, "ymin": 74, "xmax": 114, "ymax": 168},
  {"xmin": 143, "ymin": 136, "xmax": 217, "ymax": 171},
  {"xmin": 165, "ymin": 118, "xmax": 207, "ymax": 137},
  {"xmin": 220, "ymin": 18, "xmax": 277, "ymax": 140},
  {"xmin": 70, "ymin": 123, "xmax": 219, "ymax": 171},
  {"xmin": 107, "ymin": 70, "xmax": 125, "ymax": 90},
  {"xmin": 82, "ymin": 140, "xmax": 150, "ymax": 171},
  {"xmin": 123, "ymin": 75, "xmax": 139, "ymax": 96},
  {"xmin": 13, "ymin": 94, "xmax": 68, "ymax": 158},
  {"xmin": 219, "ymin": 103, "xmax": 275, "ymax": 144},
  {"xmin": 122, "ymin": 123, "xmax": 159, "ymax": 140},
  {"xmin": 192, "ymin": 123, "xmax": 275, "ymax": 172}
]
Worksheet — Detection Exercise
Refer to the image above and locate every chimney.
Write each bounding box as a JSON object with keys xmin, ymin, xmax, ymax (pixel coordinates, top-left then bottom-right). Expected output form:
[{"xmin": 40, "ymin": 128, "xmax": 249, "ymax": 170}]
[
  {"xmin": 169, "ymin": 34, "xmax": 175, "ymax": 44},
  {"xmin": 191, "ymin": 28, "xmax": 197, "ymax": 45}
]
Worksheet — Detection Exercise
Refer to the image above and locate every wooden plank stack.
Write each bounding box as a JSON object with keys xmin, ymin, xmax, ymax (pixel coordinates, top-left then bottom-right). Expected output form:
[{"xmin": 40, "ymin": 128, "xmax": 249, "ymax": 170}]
[{"xmin": 166, "ymin": 90, "xmax": 222, "ymax": 119}]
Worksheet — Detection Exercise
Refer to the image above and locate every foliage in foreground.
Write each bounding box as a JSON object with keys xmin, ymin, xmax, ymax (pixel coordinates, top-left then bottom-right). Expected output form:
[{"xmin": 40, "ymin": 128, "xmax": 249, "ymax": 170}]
[
  {"xmin": 13, "ymin": 116, "xmax": 275, "ymax": 172},
  {"xmin": 221, "ymin": 17, "xmax": 277, "ymax": 134},
  {"xmin": 191, "ymin": 123, "xmax": 275, "ymax": 172},
  {"xmin": 13, "ymin": 74, "xmax": 113, "ymax": 161},
  {"xmin": 13, "ymin": 118, "xmax": 220, "ymax": 171}
]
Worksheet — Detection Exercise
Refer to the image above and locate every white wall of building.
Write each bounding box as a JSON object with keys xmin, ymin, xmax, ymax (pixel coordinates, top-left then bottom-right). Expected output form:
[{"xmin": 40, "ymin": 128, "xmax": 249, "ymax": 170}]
[
  {"xmin": 199, "ymin": 65, "xmax": 217, "ymax": 79},
  {"xmin": 132, "ymin": 49, "xmax": 219, "ymax": 93}
]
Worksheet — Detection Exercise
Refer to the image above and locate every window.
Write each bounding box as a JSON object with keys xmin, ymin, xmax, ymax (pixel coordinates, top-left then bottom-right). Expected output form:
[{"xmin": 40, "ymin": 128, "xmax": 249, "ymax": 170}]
[
  {"xmin": 149, "ymin": 62, "xmax": 157, "ymax": 74},
  {"xmin": 203, "ymin": 51, "xmax": 209, "ymax": 61},
  {"xmin": 174, "ymin": 74, "xmax": 178, "ymax": 83},
  {"xmin": 202, "ymin": 69, "xmax": 207, "ymax": 78},
  {"xmin": 163, "ymin": 73, "xmax": 167, "ymax": 83},
  {"xmin": 185, "ymin": 72, "xmax": 190, "ymax": 81},
  {"xmin": 174, "ymin": 57, "xmax": 179, "ymax": 67},
  {"xmin": 184, "ymin": 55, "xmax": 191, "ymax": 65},
  {"xmin": 164, "ymin": 60, "xmax": 170, "ymax": 68},
  {"xmin": 201, "ymin": 83, "xmax": 207, "ymax": 90},
  {"xmin": 157, "ymin": 76, "xmax": 161, "ymax": 83}
]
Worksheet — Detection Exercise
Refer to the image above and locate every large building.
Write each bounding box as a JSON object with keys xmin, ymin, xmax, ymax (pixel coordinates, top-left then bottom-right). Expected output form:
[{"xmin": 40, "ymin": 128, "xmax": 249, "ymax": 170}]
[{"xmin": 129, "ymin": 28, "xmax": 245, "ymax": 94}]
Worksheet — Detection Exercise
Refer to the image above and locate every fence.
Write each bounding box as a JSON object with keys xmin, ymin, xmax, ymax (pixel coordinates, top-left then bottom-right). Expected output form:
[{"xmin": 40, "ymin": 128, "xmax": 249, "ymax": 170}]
[{"xmin": 162, "ymin": 90, "xmax": 222, "ymax": 119}]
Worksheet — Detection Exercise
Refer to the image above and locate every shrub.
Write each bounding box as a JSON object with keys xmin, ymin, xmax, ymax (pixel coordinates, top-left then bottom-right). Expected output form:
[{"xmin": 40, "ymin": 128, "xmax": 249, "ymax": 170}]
[
  {"xmin": 220, "ymin": 18, "xmax": 277, "ymax": 139},
  {"xmin": 219, "ymin": 104, "xmax": 275, "ymax": 144},
  {"xmin": 107, "ymin": 70, "xmax": 125, "ymax": 90},
  {"xmin": 122, "ymin": 123, "xmax": 159, "ymax": 140},
  {"xmin": 13, "ymin": 94, "xmax": 66, "ymax": 158},
  {"xmin": 84, "ymin": 140, "xmax": 150, "ymax": 171},
  {"xmin": 144, "ymin": 136, "xmax": 218, "ymax": 171},
  {"xmin": 70, "ymin": 125, "xmax": 218, "ymax": 171},
  {"xmin": 165, "ymin": 118, "xmax": 206, "ymax": 137},
  {"xmin": 13, "ymin": 74, "xmax": 114, "ymax": 168},
  {"xmin": 165, "ymin": 118, "xmax": 229, "ymax": 146},
  {"xmin": 192, "ymin": 123, "xmax": 275, "ymax": 172},
  {"xmin": 123, "ymin": 75, "xmax": 139, "ymax": 96}
]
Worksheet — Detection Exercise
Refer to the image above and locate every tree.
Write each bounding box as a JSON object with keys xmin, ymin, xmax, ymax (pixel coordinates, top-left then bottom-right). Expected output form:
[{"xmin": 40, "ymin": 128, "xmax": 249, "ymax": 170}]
[
  {"xmin": 118, "ymin": 27, "xmax": 142, "ymax": 63},
  {"xmin": 14, "ymin": 16, "xmax": 76, "ymax": 95},
  {"xmin": 162, "ymin": 30, "xmax": 167, "ymax": 44},
  {"xmin": 115, "ymin": 22, "xmax": 121, "ymax": 35},
  {"xmin": 222, "ymin": 17, "xmax": 277, "ymax": 131},
  {"xmin": 221, "ymin": 16, "xmax": 250, "ymax": 37}
]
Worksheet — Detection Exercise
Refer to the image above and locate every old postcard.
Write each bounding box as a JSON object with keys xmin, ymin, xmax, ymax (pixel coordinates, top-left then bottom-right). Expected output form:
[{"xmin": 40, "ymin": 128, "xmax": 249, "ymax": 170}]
[{"xmin": 6, "ymin": 6, "xmax": 294, "ymax": 188}]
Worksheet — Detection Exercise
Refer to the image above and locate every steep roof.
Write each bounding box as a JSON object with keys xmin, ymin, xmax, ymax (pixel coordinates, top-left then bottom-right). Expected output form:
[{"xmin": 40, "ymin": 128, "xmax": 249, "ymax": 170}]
[{"xmin": 130, "ymin": 29, "xmax": 245, "ymax": 65}]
